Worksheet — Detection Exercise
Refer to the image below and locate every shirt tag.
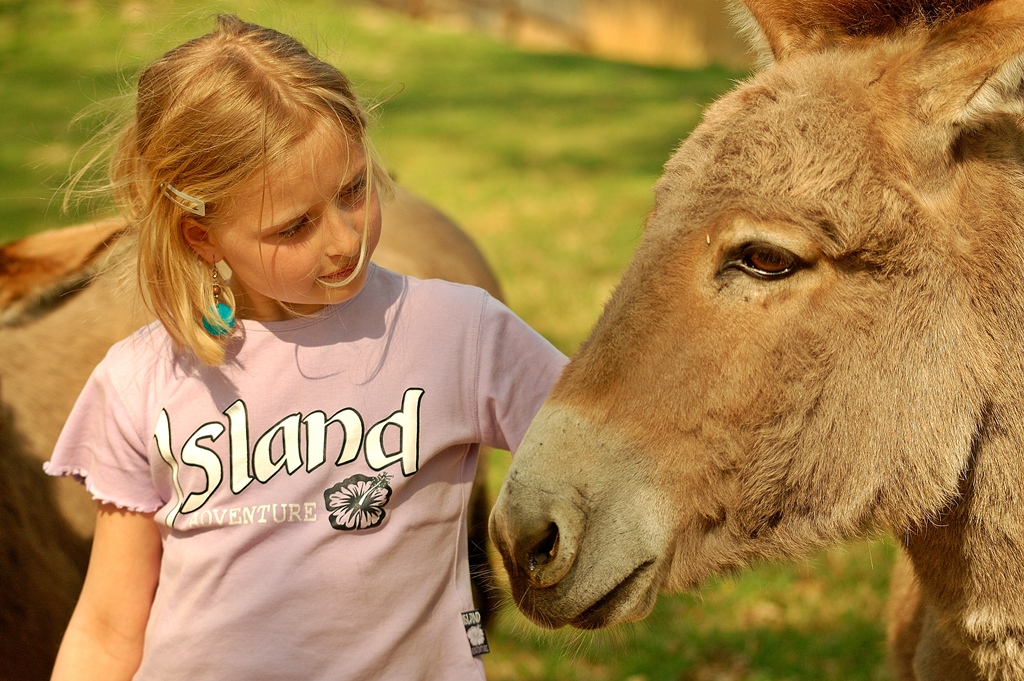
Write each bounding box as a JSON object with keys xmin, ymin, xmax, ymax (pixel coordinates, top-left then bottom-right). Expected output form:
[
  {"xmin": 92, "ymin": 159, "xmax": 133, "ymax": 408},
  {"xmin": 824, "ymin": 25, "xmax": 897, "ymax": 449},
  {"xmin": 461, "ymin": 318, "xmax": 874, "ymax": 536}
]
[{"xmin": 462, "ymin": 610, "xmax": 490, "ymax": 656}]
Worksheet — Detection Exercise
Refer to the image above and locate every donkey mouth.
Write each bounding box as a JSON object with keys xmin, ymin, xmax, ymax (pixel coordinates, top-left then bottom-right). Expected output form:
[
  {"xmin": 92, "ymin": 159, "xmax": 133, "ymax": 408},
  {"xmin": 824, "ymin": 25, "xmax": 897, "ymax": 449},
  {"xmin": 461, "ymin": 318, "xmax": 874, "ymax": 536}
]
[{"xmin": 569, "ymin": 559, "xmax": 657, "ymax": 630}]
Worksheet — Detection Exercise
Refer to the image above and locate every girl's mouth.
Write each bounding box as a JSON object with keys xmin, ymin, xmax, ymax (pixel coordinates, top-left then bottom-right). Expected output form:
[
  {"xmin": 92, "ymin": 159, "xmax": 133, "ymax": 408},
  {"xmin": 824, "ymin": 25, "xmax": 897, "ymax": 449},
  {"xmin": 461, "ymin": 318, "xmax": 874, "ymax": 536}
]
[{"xmin": 319, "ymin": 263, "xmax": 358, "ymax": 283}]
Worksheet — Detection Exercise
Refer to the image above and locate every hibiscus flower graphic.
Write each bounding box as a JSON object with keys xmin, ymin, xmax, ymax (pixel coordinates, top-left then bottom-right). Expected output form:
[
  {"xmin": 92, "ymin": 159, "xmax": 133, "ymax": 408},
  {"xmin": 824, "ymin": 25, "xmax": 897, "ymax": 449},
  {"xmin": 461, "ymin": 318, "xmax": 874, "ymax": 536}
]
[
  {"xmin": 324, "ymin": 473, "xmax": 393, "ymax": 531},
  {"xmin": 467, "ymin": 624, "xmax": 486, "ymax": 647}
]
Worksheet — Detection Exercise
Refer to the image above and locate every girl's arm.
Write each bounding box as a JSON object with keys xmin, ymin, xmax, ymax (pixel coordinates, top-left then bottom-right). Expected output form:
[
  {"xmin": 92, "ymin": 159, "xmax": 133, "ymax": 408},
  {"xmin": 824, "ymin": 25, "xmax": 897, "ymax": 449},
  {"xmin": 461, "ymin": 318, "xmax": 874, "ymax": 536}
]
[{"xmin": 51, "ymin": 503, "xmax": 162, "ymax": 681}]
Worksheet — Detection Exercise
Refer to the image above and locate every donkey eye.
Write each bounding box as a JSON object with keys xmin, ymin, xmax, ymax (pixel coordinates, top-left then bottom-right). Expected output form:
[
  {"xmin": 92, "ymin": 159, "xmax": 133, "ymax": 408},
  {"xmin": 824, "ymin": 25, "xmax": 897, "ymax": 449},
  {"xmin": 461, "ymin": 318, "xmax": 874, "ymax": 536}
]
[{"xmin": 730, "ymin": 244, "xmax": 801, "ymax": 279}]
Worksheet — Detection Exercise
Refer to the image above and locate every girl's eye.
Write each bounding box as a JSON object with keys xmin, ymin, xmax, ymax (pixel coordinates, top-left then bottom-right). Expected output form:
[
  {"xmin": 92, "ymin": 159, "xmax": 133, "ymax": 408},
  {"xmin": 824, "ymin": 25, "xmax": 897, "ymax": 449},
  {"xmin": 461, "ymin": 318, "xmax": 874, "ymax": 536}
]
[
  {"xmin": 336, "ymin": 176, "xmax": 367, "ymax": 207},
  {"xmin": 730, "ymin": 244, "xmax": 801, "ymax": 279},
  {"xmin": 278, "ymin": 218, "xmax": 309, "ymax": 239}
]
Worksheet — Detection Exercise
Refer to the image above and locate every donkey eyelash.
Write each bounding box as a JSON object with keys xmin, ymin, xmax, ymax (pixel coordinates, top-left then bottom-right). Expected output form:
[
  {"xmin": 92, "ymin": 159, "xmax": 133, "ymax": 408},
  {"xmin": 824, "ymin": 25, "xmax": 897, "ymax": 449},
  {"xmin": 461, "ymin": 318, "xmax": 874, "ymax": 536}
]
[{"xmin": 723, "ymin": 242, "xmax": 803, "ymax": 280}]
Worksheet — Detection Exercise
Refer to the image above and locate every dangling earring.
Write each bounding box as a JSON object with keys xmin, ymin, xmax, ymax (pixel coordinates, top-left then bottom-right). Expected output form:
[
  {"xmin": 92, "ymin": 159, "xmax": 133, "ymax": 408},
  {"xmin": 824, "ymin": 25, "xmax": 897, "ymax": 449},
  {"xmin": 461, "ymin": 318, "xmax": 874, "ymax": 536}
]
[{"xmin": 202, "ymin": 264, "xmax": 235, "ymax": 336}]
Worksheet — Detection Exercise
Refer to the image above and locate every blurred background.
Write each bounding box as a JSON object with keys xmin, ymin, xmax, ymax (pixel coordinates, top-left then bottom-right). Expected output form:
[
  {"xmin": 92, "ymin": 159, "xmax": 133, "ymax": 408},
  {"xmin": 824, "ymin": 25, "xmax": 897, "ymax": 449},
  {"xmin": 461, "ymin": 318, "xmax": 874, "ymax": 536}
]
[
  {"xmin": 0, "ymin": 1, "xmax": 896, "ymax": 678},
  {"xmin": 368, "ymin": 0, "xmax": 751, "ymax": 70}
]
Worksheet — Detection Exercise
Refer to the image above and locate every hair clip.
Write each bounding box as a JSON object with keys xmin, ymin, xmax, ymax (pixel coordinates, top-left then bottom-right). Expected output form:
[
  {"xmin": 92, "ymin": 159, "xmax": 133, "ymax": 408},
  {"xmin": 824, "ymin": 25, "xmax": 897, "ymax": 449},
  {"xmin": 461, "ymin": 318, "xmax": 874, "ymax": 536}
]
[{"xmin": 161, "ymin": 182, "xmax": 206, "ymax": 217}]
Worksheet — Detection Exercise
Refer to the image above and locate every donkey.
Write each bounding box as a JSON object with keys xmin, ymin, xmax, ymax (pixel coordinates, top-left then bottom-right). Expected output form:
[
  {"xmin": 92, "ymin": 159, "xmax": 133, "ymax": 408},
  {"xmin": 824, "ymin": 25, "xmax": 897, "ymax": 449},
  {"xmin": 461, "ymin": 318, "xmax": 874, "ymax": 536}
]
[
  {"xmin": 0, "ymin": 185, "xmax": 502, "ymax": 681},
  {"xmin": 488, "ymin": 1, "xmax": 1024, "ymax": 678}
]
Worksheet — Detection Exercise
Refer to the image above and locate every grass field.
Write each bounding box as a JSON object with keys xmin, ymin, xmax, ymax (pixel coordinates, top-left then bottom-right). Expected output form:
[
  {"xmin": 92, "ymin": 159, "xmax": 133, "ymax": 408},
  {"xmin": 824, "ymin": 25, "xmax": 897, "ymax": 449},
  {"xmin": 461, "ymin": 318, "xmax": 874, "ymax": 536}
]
[{"xmin": 0, "ymin": 1, "xmax": 898, "ymax": 678}]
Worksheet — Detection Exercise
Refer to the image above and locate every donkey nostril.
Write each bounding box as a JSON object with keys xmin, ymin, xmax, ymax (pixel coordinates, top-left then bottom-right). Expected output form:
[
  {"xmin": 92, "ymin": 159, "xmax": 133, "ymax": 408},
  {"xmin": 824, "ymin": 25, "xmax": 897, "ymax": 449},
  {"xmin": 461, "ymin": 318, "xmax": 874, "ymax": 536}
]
[
  {"xmin": 525, "ymin": 522, "xmax": 560, "ymax": 573},
  {"xmin": 491, "ymin": 483, "xmax": 581, "ymax": 588}
]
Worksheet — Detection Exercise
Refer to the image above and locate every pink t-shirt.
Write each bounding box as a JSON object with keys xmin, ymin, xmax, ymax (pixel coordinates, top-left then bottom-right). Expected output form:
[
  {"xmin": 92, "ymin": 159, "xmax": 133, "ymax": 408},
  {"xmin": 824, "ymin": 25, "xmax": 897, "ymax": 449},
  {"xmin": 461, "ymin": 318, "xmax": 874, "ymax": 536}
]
[{"xmin": 46, "ymin": 265, "xmax": 567, "ymax": 681}]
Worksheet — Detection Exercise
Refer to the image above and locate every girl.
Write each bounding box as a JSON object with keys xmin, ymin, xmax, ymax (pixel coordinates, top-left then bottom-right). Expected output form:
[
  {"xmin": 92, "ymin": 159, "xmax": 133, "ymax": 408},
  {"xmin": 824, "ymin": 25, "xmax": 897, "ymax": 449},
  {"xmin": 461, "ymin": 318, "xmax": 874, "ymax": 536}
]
[{"xmin": 46, "ymin": 14, "xmax": 566, "ymax": 681}]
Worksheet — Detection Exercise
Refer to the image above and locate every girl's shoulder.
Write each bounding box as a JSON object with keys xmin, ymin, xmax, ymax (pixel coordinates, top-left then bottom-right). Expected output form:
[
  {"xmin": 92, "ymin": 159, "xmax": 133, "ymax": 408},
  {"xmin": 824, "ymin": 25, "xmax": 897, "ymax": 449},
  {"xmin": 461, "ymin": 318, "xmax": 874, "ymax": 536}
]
[
  {"xmin": 107, "ymin": 319, "xmax": 175, "ymax": 360},
  {"xmin": 370, "ymin": 266, "xmax": 501, "ymax": 336},
  {"xmin": 373, "ymin": 264, "xmax": 493, "ymax": 311},
  {"xmin": 97, "ymin": 320, "xmax": 188, "ymax": 392}
]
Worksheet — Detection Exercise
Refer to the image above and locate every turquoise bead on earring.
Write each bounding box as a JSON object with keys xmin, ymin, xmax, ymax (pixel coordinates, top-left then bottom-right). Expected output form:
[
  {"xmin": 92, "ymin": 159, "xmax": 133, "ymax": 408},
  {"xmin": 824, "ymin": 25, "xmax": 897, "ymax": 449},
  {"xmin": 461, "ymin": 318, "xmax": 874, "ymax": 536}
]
[
  {"xmin": 203, "ymin": 302, "xmax": 235, "ymax": 336},
  {"xmin": 203, "ymin": 265, "xmax": 235, "ymax": 336}
]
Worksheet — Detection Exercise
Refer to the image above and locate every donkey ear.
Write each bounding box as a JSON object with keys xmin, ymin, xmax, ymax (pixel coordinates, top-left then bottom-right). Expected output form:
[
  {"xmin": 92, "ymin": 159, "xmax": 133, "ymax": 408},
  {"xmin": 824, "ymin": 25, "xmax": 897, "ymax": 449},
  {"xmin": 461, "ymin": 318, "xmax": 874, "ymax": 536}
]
[
  {"xmin": 731, "ymin": 0, "xmax": 828, "ymax": 65},
  {"xmin": 735, "ymin": 0, "xmax": 1000, "ymax": 65},
  {"xmin": 734, "ymin": 0, "xmax": 884, "ymax": 63},
  {"xmin": 915, "ymin": 1, "xmax": 1024, "ymax": 129},
  {"xmin": 957, "ymin": 53, "xmax": 1024, "ymax": 126}
]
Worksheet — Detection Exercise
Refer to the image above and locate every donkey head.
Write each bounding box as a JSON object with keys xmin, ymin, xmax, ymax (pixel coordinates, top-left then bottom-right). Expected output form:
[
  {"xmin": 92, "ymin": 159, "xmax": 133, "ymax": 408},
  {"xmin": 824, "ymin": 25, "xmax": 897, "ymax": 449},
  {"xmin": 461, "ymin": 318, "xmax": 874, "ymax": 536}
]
[{"xmin": 491, "ymin": 0, "xmax": 1024, "ymax": 633}]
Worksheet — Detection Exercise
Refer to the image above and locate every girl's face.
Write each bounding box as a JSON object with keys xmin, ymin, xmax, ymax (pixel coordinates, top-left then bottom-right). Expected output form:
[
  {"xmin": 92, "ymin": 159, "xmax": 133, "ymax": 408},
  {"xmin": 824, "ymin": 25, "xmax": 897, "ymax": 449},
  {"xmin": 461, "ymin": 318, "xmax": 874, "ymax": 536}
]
[{"xmin": 188, "ymin": 123, "xmax": 382, "ymax": 322}]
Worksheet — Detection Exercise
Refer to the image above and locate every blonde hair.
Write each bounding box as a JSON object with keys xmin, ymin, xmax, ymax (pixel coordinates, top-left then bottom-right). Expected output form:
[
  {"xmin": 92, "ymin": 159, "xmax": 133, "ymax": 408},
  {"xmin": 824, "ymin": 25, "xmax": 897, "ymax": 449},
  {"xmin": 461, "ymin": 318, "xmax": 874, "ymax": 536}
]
[{"xmin": 105, "ymin": 14, "xmax": 392, "ymax": 365}]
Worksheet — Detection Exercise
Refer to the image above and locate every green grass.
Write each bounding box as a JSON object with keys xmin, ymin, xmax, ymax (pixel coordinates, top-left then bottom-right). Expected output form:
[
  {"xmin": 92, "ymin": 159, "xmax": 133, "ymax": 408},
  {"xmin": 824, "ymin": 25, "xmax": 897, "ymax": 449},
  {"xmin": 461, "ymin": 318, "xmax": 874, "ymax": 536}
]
[
  {"xmin": 0, "ymin": 1, "xmax": 898, "ymax": 678},
  {"xmin": 0, "ymin": 0, "xmax": 732, "ymax": 351}
]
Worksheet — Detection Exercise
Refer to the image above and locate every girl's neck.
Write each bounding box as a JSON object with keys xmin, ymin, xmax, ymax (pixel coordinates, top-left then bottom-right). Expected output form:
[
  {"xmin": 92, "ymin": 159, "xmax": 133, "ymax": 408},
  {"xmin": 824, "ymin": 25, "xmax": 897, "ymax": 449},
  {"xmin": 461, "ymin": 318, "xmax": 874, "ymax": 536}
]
[{"xmin": 227, "ymin": 278, "xmax": 325, "ymax": 323}]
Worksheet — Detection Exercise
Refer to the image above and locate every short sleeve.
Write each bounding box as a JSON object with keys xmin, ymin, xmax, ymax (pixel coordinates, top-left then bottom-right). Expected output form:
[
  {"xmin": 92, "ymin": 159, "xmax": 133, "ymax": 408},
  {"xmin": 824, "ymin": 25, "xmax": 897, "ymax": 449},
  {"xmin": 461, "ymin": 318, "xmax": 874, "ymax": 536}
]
[
  {"xmin": 475, "ymin": 296, "xmax": 568, "ymax": 453},
  {"xmin": 44, "ymin": 352, "xmax": 162, "ymax": 513}
]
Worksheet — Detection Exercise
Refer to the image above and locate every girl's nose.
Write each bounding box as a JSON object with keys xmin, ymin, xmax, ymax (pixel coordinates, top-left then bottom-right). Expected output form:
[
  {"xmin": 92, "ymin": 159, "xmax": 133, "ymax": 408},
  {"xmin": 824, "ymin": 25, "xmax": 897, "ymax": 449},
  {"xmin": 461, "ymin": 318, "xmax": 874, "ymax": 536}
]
[{"xmin": 322, "ymin": 206, "xmax": 362, "ymax": 257}]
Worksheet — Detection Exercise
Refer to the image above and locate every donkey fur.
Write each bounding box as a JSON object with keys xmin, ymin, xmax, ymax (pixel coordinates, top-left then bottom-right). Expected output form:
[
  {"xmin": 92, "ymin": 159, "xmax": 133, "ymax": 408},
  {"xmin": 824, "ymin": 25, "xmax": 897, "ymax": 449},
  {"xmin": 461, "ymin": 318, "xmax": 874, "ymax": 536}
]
[{"xmin": 490, "ymin": 1, "xmax": 1024, "ymax": 679}]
